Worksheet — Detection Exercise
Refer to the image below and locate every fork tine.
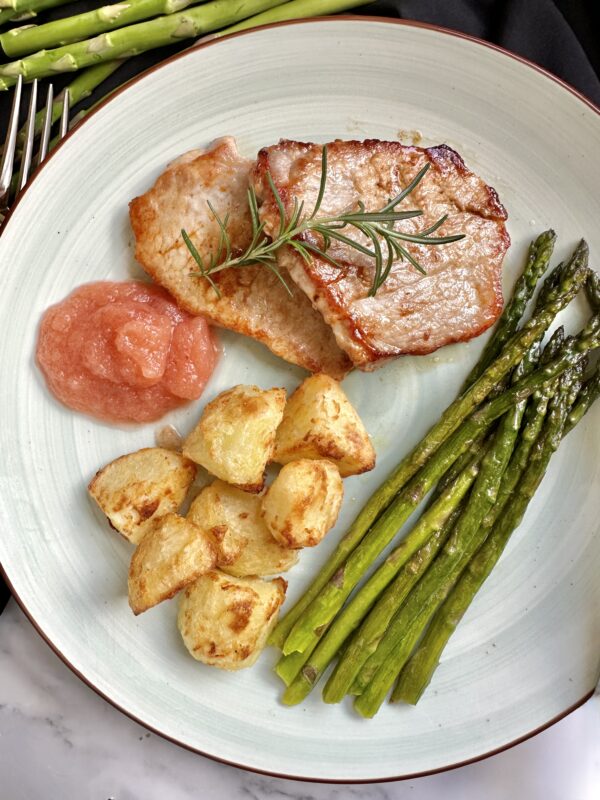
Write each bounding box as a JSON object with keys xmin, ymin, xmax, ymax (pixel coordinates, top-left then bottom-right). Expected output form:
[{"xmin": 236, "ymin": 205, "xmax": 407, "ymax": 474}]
[
  {"xmin": 0, "ymin": 74, "xmax": 23, "ymax": 206},
  {"xmin": 37, "ymin": 83, "xmax": 54, "ymax": 167},
  {"xmin": 17, "ymin": 78, "xmax": 38, "ymax": 193},
  {"xmin": 59, "ymin": 88, "xmax": 70, "ymax": 139}
]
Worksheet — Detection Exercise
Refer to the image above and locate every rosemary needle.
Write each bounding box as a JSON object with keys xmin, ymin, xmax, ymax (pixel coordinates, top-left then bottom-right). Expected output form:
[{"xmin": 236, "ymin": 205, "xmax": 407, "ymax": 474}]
[{"xmin": 182, "ymin": 146, "xmax": 465, "ymax": 299}]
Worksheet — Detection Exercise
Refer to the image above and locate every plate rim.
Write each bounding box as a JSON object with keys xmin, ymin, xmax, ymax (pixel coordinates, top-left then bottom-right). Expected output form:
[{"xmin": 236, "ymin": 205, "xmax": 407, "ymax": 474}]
[{"xmin": 1, "ymin": 14, "xmax": 598, "ymax": 783}]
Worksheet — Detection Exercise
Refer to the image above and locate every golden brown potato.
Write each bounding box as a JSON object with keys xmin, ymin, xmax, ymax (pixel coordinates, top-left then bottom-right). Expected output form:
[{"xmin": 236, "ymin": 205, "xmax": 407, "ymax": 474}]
[
  {"xmin": 183, "ymin": 385, "xmax": 286, "ymax": 492},
  {"xmin": 261, "ymin": 459, "xmax": 343, "ymax": 548},
  {"xmin": 178, "ymin": 570, "xmax": 287, "ymax": 670},
  {"xmin": 187, "ymin": 480, "xmax": 298, "ymax": 576},
  {"xmin": 272, "ymin": 374, "xmax": 376, "ymax": 477},
  {"xmin": 128, "ymin": 513, "xmax": 216, "ymax": 615},
  {"xmin": 88, "ymin": 448, "xmax": 196, "ymax": 544}
]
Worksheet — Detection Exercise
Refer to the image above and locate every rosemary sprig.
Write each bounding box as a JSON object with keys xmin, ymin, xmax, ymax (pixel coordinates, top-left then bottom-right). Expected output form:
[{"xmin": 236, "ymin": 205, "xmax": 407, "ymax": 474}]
[{"xmin": 182, "ymin": 146, "xmax": 465, "ymax": 299}]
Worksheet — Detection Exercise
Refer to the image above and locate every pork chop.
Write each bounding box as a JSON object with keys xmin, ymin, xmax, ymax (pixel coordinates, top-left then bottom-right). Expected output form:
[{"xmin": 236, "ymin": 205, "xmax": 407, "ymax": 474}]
[
  {"xmin": 252, "ymin": 139, "xmax": 509, "ymax": 371},
  {"xmin": 129, "ymin": 137, "xmax": 351, "ymax": 379}
]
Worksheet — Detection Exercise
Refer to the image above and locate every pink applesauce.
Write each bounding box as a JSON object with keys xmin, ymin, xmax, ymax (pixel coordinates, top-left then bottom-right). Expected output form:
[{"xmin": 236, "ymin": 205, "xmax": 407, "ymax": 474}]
[{"xmin": 36, "ymin": 282, "xmax": 219, "ymax": 423}]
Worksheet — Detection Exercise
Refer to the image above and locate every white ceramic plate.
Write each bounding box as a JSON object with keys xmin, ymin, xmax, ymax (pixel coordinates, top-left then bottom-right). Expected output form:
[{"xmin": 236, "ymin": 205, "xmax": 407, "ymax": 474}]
[{"xmin": 0, "ymin": 17, "xmax": 599, "ymax": 783}]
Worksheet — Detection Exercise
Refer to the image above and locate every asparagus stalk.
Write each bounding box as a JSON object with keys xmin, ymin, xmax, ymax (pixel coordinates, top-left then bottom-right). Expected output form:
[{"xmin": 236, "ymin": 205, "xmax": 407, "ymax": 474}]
[
  {"xmin": 0, "ymin": 0, "xmax": 75, "ymax": 14},
  {"xmin": 462, "ymin": 230, "xmax": 556, "ymax": 388},
  {"xmin": 564, "ymin": 361, "xmax": 600, "ymax": 435},
  {"xmin": 388, "ymin": 343, "xmax": 562, "ymax": 707},
  {"xmin": 338, "ymin": 330, "xmax": 554, "ymax": 706},
  {"xmin": 0, "ymin": 8, "xmax": 16, "ymax": 23},
  {"xmin": 15, "ymin": 60, "xmax": 122, "ymax": 152},
  {"xmin": 430, "ymin": 431, "xmax": 487, "ymax": 497},
  {"xmin": 278, "ymin": 455, "xmax": 481, "ymax": 700},
  {"xmin": 0, "ymin": 7, "xmax": 38, "ymax": 24},
  {"xmin": 319, "ymin": 505, "xmax": 465, "ymax": 704},
  {"xmin": 202, "ymin": 0, "xmax": 366, "ymax": 38},
  {"xmin": 392, "ymin": 359, "xmax": 586, "ymax": 705},
  {"xmin": 320, "ymin": 339, "xmax": 547, "ymax": 703},
  {"xmin": 0, "ymin": 0, "xmax": 289, "ymax": 86},
  {"xmin": 585, "ymin": 269, "xmax": 600, "ymax": 312},
  {"xmin": 0, "ymin": 0, "xmax": 366, "ymax": 87},
  {"xmin": 1, "ymin": 0, "xmax": 207, "ymax": 58},
  {"xmin": 270, "ymin": 241, "xmax": 588, "ymax": 651},
  {"xmin": 353, "ymin": 363, "xmax": 582, "ymax": 718},
  {"xmin": 351, "ymin": 377, "xmax": 528, "ymax": 702}
]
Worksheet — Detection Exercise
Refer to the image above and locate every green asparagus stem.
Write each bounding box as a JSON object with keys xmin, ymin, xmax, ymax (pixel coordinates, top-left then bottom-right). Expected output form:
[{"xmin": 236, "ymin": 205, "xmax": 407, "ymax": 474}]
[
  {"xmin": 352, "ymin": 386, "xmax": 528, "ymax": 716},
  {"xmin": 278, "ymin": 455, "xmax": 482, "ymax": 701},
  {"xmin": 319, "ymin": 504, "xmax": 463, "ymax": 704},
  {"xmin": 585, "ymin": 269, "xmax": 600, "ymax": 312},
  {"xmin": 270, "ymin": 242, "xmax": 589, "ymax": 651},
  {"xmin": 15, "ymin": 60, "xmax": 122, "ymax": 152},
  {"xmin": 0, "ymin": 0, "xmax": 366, "ymax": 87},
  {"xmin": 206, "ymin": 0, "xmax": 366, "ymax": 37},
  {"xmin": 1, "ymin": 0, "xmax": 206, "ymax": 57},
  {"xmin": 462, "ymin": 230, "xmax": 556, "ymax": 388},
  {"xmin": 0, "ymin": 0, "xmax": 75, "ymax": 13},
  {"xmin": 392, "ymin": 360, "xmax": 584, "ymax": 706},
  {"xmin": 0, "ymin": 8, "xmax": 16, "ymax": 24},
  {"xmin": 352, "ymin": 349, "xmax": 583, "ymax": 715},
  {"xmin": 0, "ymin": 0, "xmax": 289, "ymax": 85},
  {"xmin": 432, "ymin": 432, "xmax": 488, "ymax": 497},
  {"xmin": 391, "ymin": 385, "xmax": 556, "ymax": 706},
  {"xmin": 564, "ymin": 362, "xmax": 600, "ymax": 435}
]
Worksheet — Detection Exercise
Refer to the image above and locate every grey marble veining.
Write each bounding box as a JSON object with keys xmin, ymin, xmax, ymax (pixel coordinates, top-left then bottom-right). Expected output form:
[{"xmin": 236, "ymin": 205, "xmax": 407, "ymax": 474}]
[{"xmin": 0, "ymin": 600, "xmax": 598, "ymax": 800}]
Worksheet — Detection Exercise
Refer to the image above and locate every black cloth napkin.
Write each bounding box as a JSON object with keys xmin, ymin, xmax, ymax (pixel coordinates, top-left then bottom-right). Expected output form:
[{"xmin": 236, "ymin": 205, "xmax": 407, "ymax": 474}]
[{"xmin": 0, "ymin": 0, "xmax": 598, "ymax": 614}]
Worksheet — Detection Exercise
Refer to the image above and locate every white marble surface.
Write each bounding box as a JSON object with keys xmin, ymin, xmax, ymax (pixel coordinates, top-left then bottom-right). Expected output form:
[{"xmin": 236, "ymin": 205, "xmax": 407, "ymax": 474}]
[{"xmin": 0, "ymin": 599, "xmax": 598, "ymax": 800}]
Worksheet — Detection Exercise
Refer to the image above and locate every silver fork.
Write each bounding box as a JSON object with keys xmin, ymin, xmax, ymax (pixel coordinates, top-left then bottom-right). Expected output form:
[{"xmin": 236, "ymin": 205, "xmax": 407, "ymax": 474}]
[{"xmin": 0, "ymin": 75, "xmax": 70, "ymax": 223}]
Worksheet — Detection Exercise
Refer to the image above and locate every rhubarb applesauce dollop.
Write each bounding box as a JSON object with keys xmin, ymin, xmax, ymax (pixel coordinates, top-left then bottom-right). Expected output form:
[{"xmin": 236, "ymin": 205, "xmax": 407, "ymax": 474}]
[{"xmin": 36, "ymin": 282, "xmax": 218, "ymax": 423}]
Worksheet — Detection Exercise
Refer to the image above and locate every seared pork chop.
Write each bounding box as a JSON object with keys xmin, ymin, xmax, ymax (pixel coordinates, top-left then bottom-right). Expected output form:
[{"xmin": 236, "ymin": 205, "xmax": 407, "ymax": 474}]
[
  {"xmin": 129, "ymin": 138, "xmax": 351, "ymax": 379},
  {"xmin": 252, "ymin": 139, "xmax": 509, "ymax": 371}
]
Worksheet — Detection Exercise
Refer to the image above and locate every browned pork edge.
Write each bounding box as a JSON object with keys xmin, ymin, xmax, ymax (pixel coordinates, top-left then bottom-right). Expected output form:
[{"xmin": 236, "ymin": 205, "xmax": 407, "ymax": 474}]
[{"xmin": 254, "ymin": 139, "xmax": 510, "ymax": 370}]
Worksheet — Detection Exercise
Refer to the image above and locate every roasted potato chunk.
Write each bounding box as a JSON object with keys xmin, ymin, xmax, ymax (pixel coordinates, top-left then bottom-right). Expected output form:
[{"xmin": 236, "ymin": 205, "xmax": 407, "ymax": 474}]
[
  {"xmin": 187, "ymin": 480, "xmax": 298, "ymax": 576},
  {"xmin": 178, "ymin": 570, "xmax": 286, "ymax": 670},
  {"xmin": 183, "ymin": 385, "xmax": 286, "ymax": 492},
  {"xmin": 128, "ymin": 513, "xmax": 216, "ymax": 615},
  {"xmin": 261, "ymin": 459, "xmax": 343, "ymax": 548},
  {"xmin": 272, "ymin": 374, "xmax": 375, "ymax": 477},
  {"xmin": 88, "ymin": 447, "xmax": 196, "ymax": 544}
]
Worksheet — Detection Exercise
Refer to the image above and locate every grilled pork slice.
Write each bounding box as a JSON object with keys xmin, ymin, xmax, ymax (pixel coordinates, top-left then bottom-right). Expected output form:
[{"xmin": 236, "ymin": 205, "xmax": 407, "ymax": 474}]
[
  {"xmin": 252, "ymin": 139, "xmax": 509, "ymax": 371},
  {"xmin": 129, "ymin": 137, "xmax": 351, "ymax": 379}
]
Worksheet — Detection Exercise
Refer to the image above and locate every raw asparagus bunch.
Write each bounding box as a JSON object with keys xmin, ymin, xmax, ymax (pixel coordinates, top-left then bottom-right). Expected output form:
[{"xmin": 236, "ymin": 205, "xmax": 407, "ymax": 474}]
[
  {"xmin": 0, "ymin": 0, "xmax": 80, "ymax": 30},
  {"xmin": 1, "ymin": 0, "xmax": 207, "ymax": 57},
  {"xmin": 0, "ymin": 0, "xmax": 366, "ymax": 88}
]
